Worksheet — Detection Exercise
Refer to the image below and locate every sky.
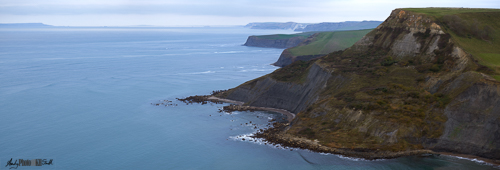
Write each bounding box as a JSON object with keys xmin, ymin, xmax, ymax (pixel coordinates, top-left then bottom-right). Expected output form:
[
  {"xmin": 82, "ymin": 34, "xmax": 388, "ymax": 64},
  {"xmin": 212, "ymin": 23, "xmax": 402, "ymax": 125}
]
[{"xmin": 0, "ymin": 0, "xmax": 499, "ymax": 26}]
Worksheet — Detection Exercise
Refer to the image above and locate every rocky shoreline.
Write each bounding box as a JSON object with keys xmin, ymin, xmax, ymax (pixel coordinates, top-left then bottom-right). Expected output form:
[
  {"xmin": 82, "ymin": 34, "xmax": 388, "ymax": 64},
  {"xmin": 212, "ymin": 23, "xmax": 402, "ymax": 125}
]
[
  {"xmin": 177, "ymin": 94, "xmax": 442, "ymax": 160},
  {"xmin": 253, "ymin": 122, "xmax": 439, "ymax": 160},
  {"xmin": 177, "ymin": 95, "xmax": 295, "ymax": 122},
  {"xmin": 177, "ymin": 94, "xmax": 500, "ymax": 166}
]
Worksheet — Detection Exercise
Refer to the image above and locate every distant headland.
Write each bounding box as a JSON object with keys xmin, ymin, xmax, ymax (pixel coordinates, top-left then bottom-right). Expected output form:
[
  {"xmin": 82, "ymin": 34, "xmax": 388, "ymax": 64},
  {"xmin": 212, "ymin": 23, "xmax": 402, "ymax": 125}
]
[{"xmin": 0, "ymin": 23, "xmax": 53, "ymax": 28}]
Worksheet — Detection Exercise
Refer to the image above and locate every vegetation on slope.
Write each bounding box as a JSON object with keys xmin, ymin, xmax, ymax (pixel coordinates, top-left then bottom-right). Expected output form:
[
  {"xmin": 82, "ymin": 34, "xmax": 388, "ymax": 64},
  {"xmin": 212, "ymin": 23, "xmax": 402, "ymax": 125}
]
[
  {"xmin": 288, "ymin": 29, "xmax": 373, "ymax": 56},
  {"xmin": 229, "ymin": 8, "xmax": 500, "ymax": 157},
  {"xmin": 270, "ymin": 60, "xmax": 315, "ymax": 83},
  {"xmin": 287, "ymin": 49, "xmax": 454, "ymax": 151},
  {"xmin": 404, "ymin": 8, "xmax": 500, "ymax": 80},
  {"xmin": 271, "ymin": 8, "xmax": 499, "ymax": 152}
]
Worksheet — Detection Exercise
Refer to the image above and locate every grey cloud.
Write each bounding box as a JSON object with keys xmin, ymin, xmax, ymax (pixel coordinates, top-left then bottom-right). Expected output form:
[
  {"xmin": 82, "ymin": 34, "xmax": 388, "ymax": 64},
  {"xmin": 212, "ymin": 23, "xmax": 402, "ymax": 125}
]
[{"xmin": 0, "ymin": 1, "xmax": 325, "ymax": 17}]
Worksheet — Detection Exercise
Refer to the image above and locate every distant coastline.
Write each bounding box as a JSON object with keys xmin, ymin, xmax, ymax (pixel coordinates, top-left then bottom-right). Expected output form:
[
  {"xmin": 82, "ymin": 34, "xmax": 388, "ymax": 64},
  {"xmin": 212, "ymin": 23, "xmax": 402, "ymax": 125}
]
[{"xmin": 0, "ymin": 23, "xmax": 53, "ymax": 28}]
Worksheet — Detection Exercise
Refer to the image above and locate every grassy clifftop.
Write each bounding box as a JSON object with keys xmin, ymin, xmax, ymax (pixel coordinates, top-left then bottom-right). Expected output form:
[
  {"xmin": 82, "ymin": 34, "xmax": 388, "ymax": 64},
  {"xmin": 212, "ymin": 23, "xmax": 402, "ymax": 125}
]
[
  {"xmin": 288, "ymin": 29, "xmax": 373, "ymax": 56},
  {"xmin": 274, "ymin": 29, "xmax": 373, "ymax": 67}
]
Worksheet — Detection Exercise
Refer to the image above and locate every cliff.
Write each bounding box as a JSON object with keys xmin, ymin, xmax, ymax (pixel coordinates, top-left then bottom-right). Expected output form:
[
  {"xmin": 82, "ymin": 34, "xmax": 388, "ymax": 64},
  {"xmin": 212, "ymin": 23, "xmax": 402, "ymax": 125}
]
[
  {"xmin": 243, "ymin": 35, "xmax": 307, "ymax": 49},
  {"xmin": 245, "ymin": 21, "xmax": 382, "ymax": 32},
  {"xmin": 219, "ymin": 8, "xmax": 500, "ymax": 160},
  {"xmin": 244, "ymin": 22, "xmax": 308, "ymax": 30},
  {"xmin": 295, "ymin": 21, "xmax": 383, "ymax": 32},
  {"xmin": 244, "ymin": 21, "xmax": 382, "ymax": 50},
  {"xmin": 223, "ymin": 62, "xmax": 332, "ymax": 113},
  {"xmin": 0, "ymin": 23, "xmax": 52, "ymax": 28},
  {"xmin": 274, "ymin": 29, "xmax": 373, "ymax": 67}
]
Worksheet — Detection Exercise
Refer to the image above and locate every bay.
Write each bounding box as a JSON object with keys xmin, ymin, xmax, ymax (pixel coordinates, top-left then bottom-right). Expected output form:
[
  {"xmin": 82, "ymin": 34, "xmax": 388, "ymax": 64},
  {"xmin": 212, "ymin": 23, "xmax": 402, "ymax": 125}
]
[{"xmin": 0, "ymin": 27, "xmax": 496, "ymax": 169}]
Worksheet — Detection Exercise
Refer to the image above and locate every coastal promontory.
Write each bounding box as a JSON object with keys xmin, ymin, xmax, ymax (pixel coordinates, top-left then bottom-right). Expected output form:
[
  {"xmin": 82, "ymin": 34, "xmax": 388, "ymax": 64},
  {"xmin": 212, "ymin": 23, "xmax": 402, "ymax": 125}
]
[{"xmin": 216, "ymin": 8, "xmax": 500, "ymax": 161}]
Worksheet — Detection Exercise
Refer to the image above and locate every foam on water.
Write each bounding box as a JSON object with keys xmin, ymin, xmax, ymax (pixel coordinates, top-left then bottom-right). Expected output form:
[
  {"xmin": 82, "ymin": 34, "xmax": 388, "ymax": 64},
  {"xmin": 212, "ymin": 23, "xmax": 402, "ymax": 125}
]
[{"xmin": 444, "ymin": 155, "xmax": 499, "ymax": 168}]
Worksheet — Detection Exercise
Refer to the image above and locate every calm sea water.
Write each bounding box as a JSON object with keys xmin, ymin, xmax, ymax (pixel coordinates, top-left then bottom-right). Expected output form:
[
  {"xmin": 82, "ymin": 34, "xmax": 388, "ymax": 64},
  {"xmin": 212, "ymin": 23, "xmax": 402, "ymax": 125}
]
[{"xmin": 0, "ymin": 27, "xmax": 497, "ymax": 169}]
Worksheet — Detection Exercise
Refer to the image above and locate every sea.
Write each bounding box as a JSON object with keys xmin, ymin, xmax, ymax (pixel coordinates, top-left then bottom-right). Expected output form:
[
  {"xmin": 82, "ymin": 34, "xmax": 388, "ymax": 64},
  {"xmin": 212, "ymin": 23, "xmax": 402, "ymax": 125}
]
[{"xmin": 0, "ymin": 26, "xmax": 497, "ymax": 169}]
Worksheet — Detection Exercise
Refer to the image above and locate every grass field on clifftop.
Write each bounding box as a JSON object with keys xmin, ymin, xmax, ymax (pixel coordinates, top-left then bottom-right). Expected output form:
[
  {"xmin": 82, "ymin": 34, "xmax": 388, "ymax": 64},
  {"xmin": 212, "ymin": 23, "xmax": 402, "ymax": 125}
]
[
  {"xmin": 405, "ymin": 8, "xmax": 500, "ymax": 80},
  {"xmin": 254, "ymin": 32, "xmax": 314, "ymax": 40},
  {"xmin": 403, "ymin": 8, "xmax": 500, "ymax": 16},
  {"xmin": 288, "ymin": 29, "xmax": 372, "ymax": 56}
]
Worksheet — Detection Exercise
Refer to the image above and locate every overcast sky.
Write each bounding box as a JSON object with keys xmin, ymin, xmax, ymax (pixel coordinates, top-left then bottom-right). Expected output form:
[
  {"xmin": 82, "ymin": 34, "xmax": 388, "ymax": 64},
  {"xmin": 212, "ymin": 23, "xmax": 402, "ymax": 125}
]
[{"xmin": 0, "ymin": 0, "xmax": 498, "ymax": 26}]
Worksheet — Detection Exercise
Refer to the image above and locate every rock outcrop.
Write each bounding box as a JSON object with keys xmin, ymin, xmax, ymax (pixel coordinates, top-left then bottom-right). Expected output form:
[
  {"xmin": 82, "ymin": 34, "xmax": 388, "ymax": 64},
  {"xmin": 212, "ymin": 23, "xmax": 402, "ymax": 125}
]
[{"xmin": 433, "ymin": 73, "xmax": 500, "ymax": 159}]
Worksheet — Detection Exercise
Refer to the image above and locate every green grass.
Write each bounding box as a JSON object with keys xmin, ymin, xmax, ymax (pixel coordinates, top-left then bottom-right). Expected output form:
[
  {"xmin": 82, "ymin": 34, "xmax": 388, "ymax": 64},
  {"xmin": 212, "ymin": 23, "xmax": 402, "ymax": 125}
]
[
  {"xmin": 479, "ymin": 53, "xmax": 500, "ymax": 66},
  {"xmin": 403, "ymin": 8, "xmax": 500, "ymax": 17},
  {"xmin": 270, "ymin": 60, "xmax": 314, "ymax": 83},
  {"xmin": 493, "ymin": 75, "xmax": 500, "ymax": 81},
  {"xmin": 255, "ymin": 32, "xmax": 315, "ymax": 40},
  {"xmin": 288, "ymin": 29, "xmax": 372, "ymax": 56}
]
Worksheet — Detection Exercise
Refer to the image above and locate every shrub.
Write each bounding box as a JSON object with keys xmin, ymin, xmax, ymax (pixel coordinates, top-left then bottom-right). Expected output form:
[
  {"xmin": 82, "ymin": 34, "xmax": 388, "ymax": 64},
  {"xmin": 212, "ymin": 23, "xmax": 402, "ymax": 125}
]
[
  {"xmin": 430, "ymin": 64, "xmax": 441, "ymax": 72},
  {"xmin": 381, "ymin": 56, "xmax": 397, "ymax": 66}
]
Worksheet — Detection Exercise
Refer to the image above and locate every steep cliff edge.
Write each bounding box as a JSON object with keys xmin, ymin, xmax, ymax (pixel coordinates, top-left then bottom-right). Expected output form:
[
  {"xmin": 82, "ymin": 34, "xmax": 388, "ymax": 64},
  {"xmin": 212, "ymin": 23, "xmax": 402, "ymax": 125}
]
[
  {"xmin": 222, "ymin": 61, "xmax": 332, "ymax": 114},
  {"xmin": 219, "ymin": 8, "xmax": 500, "ymax": 160}
]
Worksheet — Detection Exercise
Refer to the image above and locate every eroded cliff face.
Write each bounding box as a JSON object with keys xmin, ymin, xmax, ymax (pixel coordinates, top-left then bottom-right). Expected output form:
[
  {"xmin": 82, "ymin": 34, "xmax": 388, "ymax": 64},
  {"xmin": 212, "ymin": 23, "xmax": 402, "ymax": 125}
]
[
  {"xmin": 224, "ymin": 63, "xmax": 332, "ymax": 113},
  {"xmin": 243, "ymin": 36, "xmax": 306, "ymax": 48},
  {"xmin": 330, "ymin": 9, "xmax": 500, "ymax": 159},
  {"xmin": 434, "ymin": 73, "xmax": 500, "ymax": 159},
  {"xmin": 223, "ymin": 8, "xmax": 500, "ymax": 160}
]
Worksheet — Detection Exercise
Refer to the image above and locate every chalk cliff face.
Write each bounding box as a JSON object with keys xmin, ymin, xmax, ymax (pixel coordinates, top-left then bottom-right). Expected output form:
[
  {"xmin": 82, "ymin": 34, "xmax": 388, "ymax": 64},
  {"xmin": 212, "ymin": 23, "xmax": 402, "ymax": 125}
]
[
  {"xmin": 243, "ymin": 36, "xmax": 306, "ymax": 49},
  {"xmin": 222, "ymin": 9, "xmax": 500, "ymax": 160}
]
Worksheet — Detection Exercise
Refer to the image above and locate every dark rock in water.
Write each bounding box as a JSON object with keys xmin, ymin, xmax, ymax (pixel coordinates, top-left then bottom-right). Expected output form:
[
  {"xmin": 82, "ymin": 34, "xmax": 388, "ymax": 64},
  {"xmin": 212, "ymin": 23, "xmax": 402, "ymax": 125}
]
[
  {"xmin": 176, "ymin": 95, "xmax": 223, "ymax": 105},
  {"xmin": 211, "ymin": 90, "xmax": 228, "ymax": 96}
]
